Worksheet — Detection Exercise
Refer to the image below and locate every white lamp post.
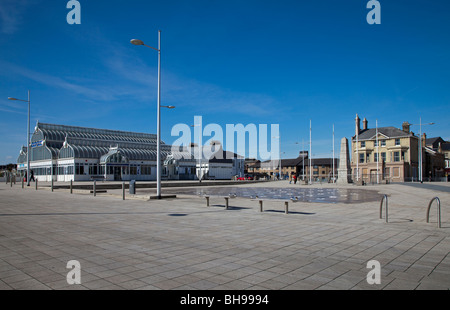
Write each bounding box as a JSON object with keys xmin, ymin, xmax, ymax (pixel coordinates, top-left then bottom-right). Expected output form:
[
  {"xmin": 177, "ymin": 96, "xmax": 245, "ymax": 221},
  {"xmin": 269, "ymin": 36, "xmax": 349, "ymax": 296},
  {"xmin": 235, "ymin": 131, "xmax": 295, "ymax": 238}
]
[
  {"xmin": 408, "ymin": 119, "xmax": 434, "ymax": 183},
  {"xmin": 191, "ymin": 124, "xmax": 202, "ymax": 183},
  {"xmin": 131, "ymin": 31, "xmax": 175, "ymax": 199},
  {"xmin": 8, "ymin": 91, "xmax": 31, "ymax": 186},
  {"xmin": 376, "ymin": 119, "xmax": 379, "ymax": 184},
  {"xmin": 309, "ymin": 120, "xmax": 312, "ymax": 185},
  {"xmin": 332, "ymin": 124, "xmax": 335, "ymax": 183}
]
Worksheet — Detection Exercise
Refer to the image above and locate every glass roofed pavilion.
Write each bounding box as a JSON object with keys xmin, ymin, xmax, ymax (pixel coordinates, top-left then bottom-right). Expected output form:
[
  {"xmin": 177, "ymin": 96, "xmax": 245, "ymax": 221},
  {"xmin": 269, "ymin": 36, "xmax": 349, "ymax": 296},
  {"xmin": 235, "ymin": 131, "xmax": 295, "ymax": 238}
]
[{"xmin": 16, "ymin": 122, "xmax": 195, "ymax": 182}]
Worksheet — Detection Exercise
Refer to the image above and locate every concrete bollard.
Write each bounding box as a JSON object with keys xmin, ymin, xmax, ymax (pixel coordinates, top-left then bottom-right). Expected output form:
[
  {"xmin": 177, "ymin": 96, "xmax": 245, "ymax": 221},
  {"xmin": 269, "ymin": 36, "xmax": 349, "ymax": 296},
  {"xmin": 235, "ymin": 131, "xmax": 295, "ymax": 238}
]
[
  {"xmin": 224, "ymin": 197, "xmax": 229, "ymax": 210},
  {"xmin": 51, "ymin": 179, "xmax": 54, "ymax": 192},
  {"xmin": 93, "ymin": 180, "xmax": 96, "ymax": 197},
  {"xmin": 122, "ymin": 182, "xmax": 125, "ymax": 200},
  {"xmin": 22, "ymin": 178, "xmax": 24, "ymax": 189},
  {"xmin": 70, "ymin": 180, "xmax": 73, "ymax": 194},
  {"xmin": 35, "ymin": 179, "xmax": 38, "ymax": 190},
  {"xmin": 285, "ymin": 201, "xmax": 289, "ymax": 214},
  {"xmin": 205, "ymin": 196, "xmax": 210, "ymax": 207},
  {"xmin": 259, "ymin": 200, "xmax": 263, "ymax": 212}
]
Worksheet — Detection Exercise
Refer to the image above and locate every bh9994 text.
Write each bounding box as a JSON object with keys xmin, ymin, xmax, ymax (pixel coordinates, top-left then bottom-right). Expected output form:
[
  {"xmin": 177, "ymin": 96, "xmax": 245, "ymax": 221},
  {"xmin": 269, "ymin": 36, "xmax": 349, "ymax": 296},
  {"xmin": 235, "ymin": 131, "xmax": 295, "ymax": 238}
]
[{"xmin": 224, "ymin": 295, "xmax": 269, "ymax": 305}]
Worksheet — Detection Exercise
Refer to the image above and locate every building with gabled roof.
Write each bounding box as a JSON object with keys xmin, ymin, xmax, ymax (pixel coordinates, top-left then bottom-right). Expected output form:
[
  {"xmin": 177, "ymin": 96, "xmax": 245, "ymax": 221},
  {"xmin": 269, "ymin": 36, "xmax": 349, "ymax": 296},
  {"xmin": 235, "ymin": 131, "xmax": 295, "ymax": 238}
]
[{"xmin": 351, "ymin": 115, "xmax": 445, "ymax": 183}]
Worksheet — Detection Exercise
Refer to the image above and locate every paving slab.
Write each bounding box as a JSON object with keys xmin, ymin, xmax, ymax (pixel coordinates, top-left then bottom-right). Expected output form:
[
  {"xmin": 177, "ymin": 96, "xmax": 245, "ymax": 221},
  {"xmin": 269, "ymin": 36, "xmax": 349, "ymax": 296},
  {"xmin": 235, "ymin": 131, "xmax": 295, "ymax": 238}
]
[{"xmin": 0, "ymin": 181, "xmax": 449, "ymax": 290}]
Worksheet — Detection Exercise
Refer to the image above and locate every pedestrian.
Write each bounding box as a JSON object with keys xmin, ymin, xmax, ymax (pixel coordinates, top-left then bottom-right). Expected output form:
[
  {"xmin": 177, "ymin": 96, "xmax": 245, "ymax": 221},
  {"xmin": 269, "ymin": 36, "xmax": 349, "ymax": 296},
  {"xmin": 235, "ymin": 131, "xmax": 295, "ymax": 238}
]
[
  {"xmin": 293, "ymin": 175, "xmax": 297, "ymax": 184},
  {"xmin": 30, "ymin": 170, "xmax": 35, "ymax": 182}
]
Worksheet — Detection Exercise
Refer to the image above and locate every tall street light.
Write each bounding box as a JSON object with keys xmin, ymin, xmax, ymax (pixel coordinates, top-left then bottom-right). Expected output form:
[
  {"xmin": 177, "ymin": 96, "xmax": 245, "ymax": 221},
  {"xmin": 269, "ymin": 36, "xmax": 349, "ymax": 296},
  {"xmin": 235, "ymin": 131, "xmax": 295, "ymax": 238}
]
[
  {"xmin": 8, "ymin": 91, "xmax": 31, "ymax": 186},
  {"xmin": 332, "ymin": 124, "xmax": 335, "ymax": 183},
  {"xmin": 309, "ymin": 120, "xmax": 312, "ymax": 185},
  {"xmin": 131, "ymin": 31, "xmax": 175, "ymax": 199},
  {"xmin": 407, "ymin": 119, "xmax": 434, "ymax": 183},
  {"xmin": 190, "ymin": 124, "xmax": 202, "ymax": 183}
]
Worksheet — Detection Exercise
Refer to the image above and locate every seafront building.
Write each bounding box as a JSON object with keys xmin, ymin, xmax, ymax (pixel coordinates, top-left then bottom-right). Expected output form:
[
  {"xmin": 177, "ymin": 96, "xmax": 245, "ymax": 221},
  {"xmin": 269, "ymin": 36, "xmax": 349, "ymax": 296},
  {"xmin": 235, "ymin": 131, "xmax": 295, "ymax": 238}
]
[
  {"xmin": 351, "ymin": 115, "xmax": 446, "ymax": 183},
  {"xmin": 16, "ymin": 122, "xmax": 244, "ymax": 182},
  {"xmin": 246, "ymin": 154, "xmax": 338, "ymax": 182}
]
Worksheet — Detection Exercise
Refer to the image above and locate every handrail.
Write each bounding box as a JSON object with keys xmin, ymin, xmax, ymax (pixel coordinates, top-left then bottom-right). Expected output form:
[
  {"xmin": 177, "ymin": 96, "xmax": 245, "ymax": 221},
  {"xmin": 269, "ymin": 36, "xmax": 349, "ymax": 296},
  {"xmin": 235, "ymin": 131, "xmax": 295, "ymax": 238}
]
[
  {"xmin": 426, "ymin": 197, "xmax": 441, "ymax": 228},
  {"xmin": 379, "ymin": 195, "xmax": 388, "ymax": 223}
]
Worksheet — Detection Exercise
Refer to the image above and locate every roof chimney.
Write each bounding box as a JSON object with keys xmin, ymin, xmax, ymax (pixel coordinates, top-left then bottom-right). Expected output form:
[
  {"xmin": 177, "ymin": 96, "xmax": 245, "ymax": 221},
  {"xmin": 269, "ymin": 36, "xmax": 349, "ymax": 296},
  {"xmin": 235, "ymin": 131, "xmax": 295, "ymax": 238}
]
[
  {"xmin": 402, "ymin": 122, "xmax": 410, "ymax": 133},
  {"xmin": 355, "ymin": 114, "xmax": 361, "ymax": 136},
  {"xmin": 362, "ymin": 118, "xmax": 368, "ymax": 131}
]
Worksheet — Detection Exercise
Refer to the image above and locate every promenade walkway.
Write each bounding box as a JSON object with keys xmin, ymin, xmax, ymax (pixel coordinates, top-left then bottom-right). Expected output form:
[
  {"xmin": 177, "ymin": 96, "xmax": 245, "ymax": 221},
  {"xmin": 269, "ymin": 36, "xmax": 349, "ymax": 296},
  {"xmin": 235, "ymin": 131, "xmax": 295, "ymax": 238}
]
[{"xmin": 0, "ymin": 180, "xmax": 448, "ymax": 290}]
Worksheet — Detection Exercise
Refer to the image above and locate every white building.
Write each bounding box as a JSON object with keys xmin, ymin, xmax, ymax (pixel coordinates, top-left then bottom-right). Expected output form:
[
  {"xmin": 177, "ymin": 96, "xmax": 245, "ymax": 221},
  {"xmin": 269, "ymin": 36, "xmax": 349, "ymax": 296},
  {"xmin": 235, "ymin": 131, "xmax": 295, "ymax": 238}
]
[
  {"xmin": 17, "ymin": 122, "xmax": 244, "ymax": 182},
  {"xmin": 164, "ymin": 141, "xmax": 244, "ymax": 180}
]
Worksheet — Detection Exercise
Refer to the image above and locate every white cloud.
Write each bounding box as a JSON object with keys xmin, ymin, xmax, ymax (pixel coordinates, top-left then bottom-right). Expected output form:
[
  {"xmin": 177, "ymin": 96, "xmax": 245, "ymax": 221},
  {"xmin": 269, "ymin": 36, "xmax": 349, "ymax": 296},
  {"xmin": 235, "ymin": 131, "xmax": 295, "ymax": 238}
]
[
  {"xmin": 1, "ymin": 61, "xmax": 120, "ymax": 101},
  {"xmin": 103, "ymin": 50, "xmax": 279, "ymax": 116},
  {"xmin": 0, "ymin": 0, "xmax": 36, "ymax": 34},
  {"xmin": 2, "ymin": 48, "xmax": 280, "ymax": 117}
]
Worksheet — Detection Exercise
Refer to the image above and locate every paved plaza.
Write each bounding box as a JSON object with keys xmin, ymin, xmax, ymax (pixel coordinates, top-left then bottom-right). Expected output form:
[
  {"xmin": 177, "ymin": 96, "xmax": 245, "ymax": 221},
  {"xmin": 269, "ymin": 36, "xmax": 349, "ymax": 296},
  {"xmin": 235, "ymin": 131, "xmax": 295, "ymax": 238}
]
[{"xmin": 0, "ymin": 180, "xmax": 449, "ymax": 290}]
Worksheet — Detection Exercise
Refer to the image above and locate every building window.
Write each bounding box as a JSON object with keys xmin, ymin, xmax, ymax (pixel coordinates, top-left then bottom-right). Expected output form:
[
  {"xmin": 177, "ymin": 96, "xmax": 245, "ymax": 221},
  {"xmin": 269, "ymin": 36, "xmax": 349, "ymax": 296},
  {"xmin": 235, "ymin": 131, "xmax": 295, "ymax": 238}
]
[
  {"xmin": 394, "ymin": 151, "xmax": 400, "ymax": 162},
  {"xmin": 380, "ymin": 140, "xmax": 386, "ymax": 147},
  {"xmin": 359, "ymin": 153, "xmax": 364, "ymax": 163},
  {"xmin": 141, "ymin": 165, "xmax": 152, "ymax": 175},
  {"xmin": 393, "ymin": 167, "xmax": 400, "ymax": 177},
  {"xmin": 402, "ymin": 151, "xmax": 407, "ymax": 162},
  {"xmin": 395, "ymin": 139, "xmax": 400, "ymax": 146},
  {"xmin": 130, "ymin": 166, "xmax": 137, "ymax": 175},
  {"xmin": 89, "ymin": 164, "xmax": 98, "ymax": 175},
  {"xmin": 75, "ymin": 163, "xmax": 84, "ymax": 175},
  {"xmin": 381, "ymin": 152, "xmax": 386, "ymax": 162},
  {"xmin": 361, "ymin": 141, "xmax": 366, "ymax": 148},
  {"xmin": 374, "ymin": 153, "xmax": 379, "ymax": 162}
]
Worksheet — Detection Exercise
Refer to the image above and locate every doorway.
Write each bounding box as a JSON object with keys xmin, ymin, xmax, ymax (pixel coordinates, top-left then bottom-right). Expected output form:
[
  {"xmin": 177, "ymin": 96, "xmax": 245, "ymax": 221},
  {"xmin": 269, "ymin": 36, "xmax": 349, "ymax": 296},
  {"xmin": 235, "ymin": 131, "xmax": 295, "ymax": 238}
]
[{"xmin": 113, "ymin": 166, "xmax": 122, "ymax": 181}]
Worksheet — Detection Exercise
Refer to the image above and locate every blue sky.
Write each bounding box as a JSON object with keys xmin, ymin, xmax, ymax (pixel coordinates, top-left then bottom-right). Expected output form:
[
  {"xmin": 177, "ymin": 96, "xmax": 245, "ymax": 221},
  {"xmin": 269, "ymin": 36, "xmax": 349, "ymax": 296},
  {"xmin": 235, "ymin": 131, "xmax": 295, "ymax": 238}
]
[{"xmin": 1, "ymin": 0, "xmax": 449, "ymax": 164}]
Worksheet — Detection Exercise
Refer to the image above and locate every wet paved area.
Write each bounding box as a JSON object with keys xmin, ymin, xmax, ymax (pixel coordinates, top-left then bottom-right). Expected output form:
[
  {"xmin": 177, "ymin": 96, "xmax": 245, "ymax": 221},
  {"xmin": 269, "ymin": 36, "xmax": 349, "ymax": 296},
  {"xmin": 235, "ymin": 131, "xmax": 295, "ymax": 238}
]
[
  {"xmin": 0, "ymin": 181, "xmax": 449, "ymax": 290},
  {"xmin": 162, "ymin": 187, "xmax": 383, "ymax": 204}
]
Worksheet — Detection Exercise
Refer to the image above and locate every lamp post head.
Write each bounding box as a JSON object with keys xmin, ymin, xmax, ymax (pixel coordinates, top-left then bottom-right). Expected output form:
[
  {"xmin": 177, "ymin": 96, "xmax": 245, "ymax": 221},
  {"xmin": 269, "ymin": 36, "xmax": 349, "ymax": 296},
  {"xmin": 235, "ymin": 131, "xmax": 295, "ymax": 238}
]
[
  {"xmin": 8, "ymin": 97, "xmax": 18, "ymax": 101},
  {"xmin": 130, "ymin": 39, "xmax": 145, "ymax": 46}
]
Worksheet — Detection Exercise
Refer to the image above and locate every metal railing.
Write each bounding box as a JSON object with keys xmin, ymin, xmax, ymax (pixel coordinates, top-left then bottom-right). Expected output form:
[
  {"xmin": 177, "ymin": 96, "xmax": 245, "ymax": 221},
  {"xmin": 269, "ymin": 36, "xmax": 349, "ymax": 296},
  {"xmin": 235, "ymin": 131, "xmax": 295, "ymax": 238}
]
[
  {"xmin": 379, "ymin": 195, "xmax": 388, "ymax": 223},
  {"xmin": 426, "ymin": 197, "xmax": 441, "ymax": 228}
]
